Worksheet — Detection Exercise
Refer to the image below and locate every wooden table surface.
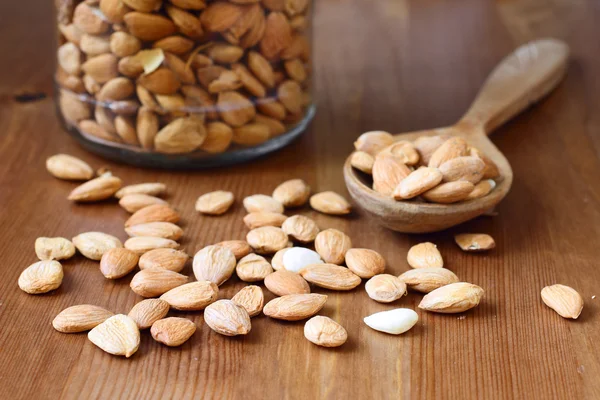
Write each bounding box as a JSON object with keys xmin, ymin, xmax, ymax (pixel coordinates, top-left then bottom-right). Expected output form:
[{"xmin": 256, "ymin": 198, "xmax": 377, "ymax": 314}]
[{"xmin": 1, "ymin": 0, "xmax": 600, "ymax": 398}]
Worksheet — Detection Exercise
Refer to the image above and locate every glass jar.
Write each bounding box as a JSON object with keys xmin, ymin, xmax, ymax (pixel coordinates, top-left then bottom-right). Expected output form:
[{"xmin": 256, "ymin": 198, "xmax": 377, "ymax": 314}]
[{"xmin": 54, "ymin": 0, "xmax": 314, "ymax": 168}]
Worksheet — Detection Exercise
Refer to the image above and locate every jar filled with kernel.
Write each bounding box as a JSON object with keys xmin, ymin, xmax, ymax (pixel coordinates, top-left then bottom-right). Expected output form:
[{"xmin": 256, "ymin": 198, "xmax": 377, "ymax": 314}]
[{"xmin": 54, "ymin": 0, "xmax": 314, "ymax": 168}]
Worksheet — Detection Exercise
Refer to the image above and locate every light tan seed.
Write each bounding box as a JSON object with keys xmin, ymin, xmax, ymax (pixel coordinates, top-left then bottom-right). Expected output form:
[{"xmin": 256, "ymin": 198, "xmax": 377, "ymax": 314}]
[
  {"xmin": 300, "ymin": 264, "xmax": 361, "ymax": 291},
  {"xmin": 195, "ymin": 191, "xmax": 235, "ymax": 215},
  {"xmin": 345, "ymin": 248, "xmax": 386, "ymax": 278},
  {"xmin": 217, "ymin": 91, "xmax": 256, "ymax": 127},
  {"xmin": 381, "ymin": 141, "xmax": 419, "ymax": 165},
  {"xmin": 35, "ymin": 237, "xmax": 76, "ymax": 261},
  {"xmin": 204, "ymin": 300, "xmax": 252, "ymax": 336},
  {"xmin": 125, "ymin": 222, "xmax": 183, "ymax": 241},
  {"xmin": 439, "ymin": 156, "xmax": 485, "ymax": 184},
  {"xmin": 413, "ymin": 135, "xmax": 449, "ymax": 166},
  {"xmin": 68, "ymin": 175, "xmax": 123, "ymax": 202},
  {"xmin": 154, "ymin": 117, "xmax": 207, "ymax": 154},
  {"xmin": 18, "ymin": 261, "xmax": 64, "ymax": 294},
  {"xmin": 309, "ymin": 191, "xmax": 351, "ymax": 215},
  {"xmin": 541, "ymin": 284, "xmax": 584, "ymax": 319},
  {"xmin": 422, "ymin": 181, "xmax": 475, "ymax": 204},
  {"xmin": 160, "ymin": 281, "xmax": 219, "ymax": 310},
  {"xmin": 231, "ymin": 285, "xmax": 264, "ymax": 317},
  {"xmin": 100, "ymin": 248, "xmax": 139, "ymax": 279},
  {"xmin": 130, "ymin": 269, "xmax": 188, "ymax": 297},
  {"xmin": 466, "ymin": 179, "xmax": 496, "ymax": 200},
  {"xmin": 128, "ymin": 299, "xmax": 170, "ymax": 329},
  {"xmin": 373, "ymin": 154, "xmax": 412, "ymax": 196},
  {"xmin": 151, "ymin": 317, "xmax": 197, "ymax": 346},
  {"xmin": 119, "ymin": 194, "xmax": 168, "ymax": 213},
  {"xmin": 138, "ymin": 248, "xmax": 189, "ymax": 272},
  {"xmin": 470, "ymin": 147, "xmax": 501, "ymax": 179},
  {"xmin": 124, "ymin": 236, "xmax": 179, "ymax": 255},
  {"xmin": 365, "ymin": 274, "xmax": 407, "ymax": 303},
  {"xmin": 72, "ymin": 232, "xmax": 123, "ymax": 260},
  {"xmin": 314, "ymin": 229, "xmax": 352, "ymax": 265},
  {"xmin": 399, "ymin": 267, "xmax": 460, "ymax": 293},
  {"xmin": 428, "ymin": 137, "xmax": 469, "ymax": 168},
  {"xmin": 354, "ymin": 131, "xmax": 394, "ymax": 155},
  {"xmin": 125, "ymin": 204, "xmax": 180, "ymax": 227},
  {"xmin": 263, "ymin": 293, "xmax": 327, "ymax": 321},
  {"xmin": 46, "ymin": 154, "xmax": 94, "ymax": 181},
  {"xmin": 407, "ymin": 242, "xmax": 443, "ymax": 269},
  {"xmin": 246, "ymin": 226, "xmax": 289, "ymax": 255},
  {"xmin": 393, "ymin": 167, "xmax": 443, "ymax": 200},
  {"xmin": 264, "ymin": 269, "xmax": 310, "ymax": 296},
  {"xmin": 214, "ymin": 240, "xmax": 252, "ymax": 260},
  {"xmin": 88, "ymin": 315, "xmax": 140, "ymax": 358},
  {"xmin": 243, "ymin": 212, "xmax": 287, "ymax": 229},
  {"xmin": 272, "ymin": 179, "xmax": 311, "ymax": 208},
  {"xmin": 281, "ymin": 215, "xmax": 319, "ymax": 243},
  {"xmin": 271, "ymin": 247, "xmax": 291, "ymax": 271},
  {"xmin": 304, "ymin": 316, "xmax": 347, "ymax": 347},
  {"xmin": 53, "ymin": 305, "xmax": 114, "ymax": 333},
  {"xmin": 454, "ymin": 233, "xmax": 496, "ymax": 252},
  {"xmin": 243, "ymin": 194, "xmax": 284, "ymax": 214},
  {"xmin": 192, "ymin": 245, "xmax": 237, "ymax": 286},
  {"xmin": 115, "ymin": 182, "xmax": 166, "ymax": 199},
  {"xmin": 200, "ymin": 122, "xmax": 234, "ymax": 153},
  {"xmin": 236, "ymin": 254, "xmax": 273, "ymax": 282},
  {"xmin": 419, "ymin": 282, "xmax": 484, "ymax": 313},
  {"xmin": 350, "ymin": 151, "xmax": 374, "ymax": 174}
]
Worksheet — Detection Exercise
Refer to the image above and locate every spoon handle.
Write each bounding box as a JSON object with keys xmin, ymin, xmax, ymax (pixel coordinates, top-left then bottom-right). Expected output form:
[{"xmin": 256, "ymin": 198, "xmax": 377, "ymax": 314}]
[{"xmin": 460, "ymin": 39, "xmax": 569, "ymax": 134}]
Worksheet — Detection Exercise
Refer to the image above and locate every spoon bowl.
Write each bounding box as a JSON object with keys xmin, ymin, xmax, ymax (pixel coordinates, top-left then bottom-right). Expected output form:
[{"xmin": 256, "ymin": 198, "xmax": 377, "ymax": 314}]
[{"xmin": 344, "ymin": 39, "xmax": 569, "ymax": 233}]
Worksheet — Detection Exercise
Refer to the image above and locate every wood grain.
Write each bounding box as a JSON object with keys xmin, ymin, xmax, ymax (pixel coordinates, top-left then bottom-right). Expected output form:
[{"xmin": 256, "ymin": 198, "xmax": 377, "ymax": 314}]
[{"xmin": 1, "ymin": 0, "xmax": 599, "ymax": 399}]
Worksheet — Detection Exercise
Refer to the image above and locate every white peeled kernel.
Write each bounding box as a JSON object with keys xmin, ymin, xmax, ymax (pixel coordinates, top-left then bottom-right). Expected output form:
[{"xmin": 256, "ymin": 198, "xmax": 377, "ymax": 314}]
[
  {"xmin": 363, "ymin": 308, "xmax": 418, "ymax": 335},
  {"xmin": 283, "ymin": 247, "xmax": 323, "ymax": 273}
]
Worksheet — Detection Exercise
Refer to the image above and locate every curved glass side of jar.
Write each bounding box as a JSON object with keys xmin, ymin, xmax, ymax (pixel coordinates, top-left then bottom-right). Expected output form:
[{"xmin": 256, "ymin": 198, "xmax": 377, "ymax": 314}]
[{"xmin": 54, "ymin": 0, "xmax": 314, "ymax": 168}]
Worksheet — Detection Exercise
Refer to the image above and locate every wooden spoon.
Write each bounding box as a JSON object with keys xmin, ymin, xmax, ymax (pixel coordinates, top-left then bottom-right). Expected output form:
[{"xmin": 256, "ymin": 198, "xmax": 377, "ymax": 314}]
[{"xmin": 344, "ymin": 38, "xmax": 569, "ymax": 233}]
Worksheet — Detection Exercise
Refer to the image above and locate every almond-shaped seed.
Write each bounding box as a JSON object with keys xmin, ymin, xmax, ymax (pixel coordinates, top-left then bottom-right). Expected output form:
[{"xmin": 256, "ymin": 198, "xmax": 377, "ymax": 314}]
[
  {"xmin": 114, "ymin": 116, "xmax": 140, "ymax": 145},
  {"xmin": 246, "ymin": 226, "xmax": 289, "ymax": 255},
  {"xmin": 201, "ymin": 121, "xmax": 233, "ymax": 152},
  {"xmin": 271, "ymin": 247, "xmax": 291, "ymax": 271},
  {"xmin": 46, "ymin": 154, "xmax": 94, "ymax": 181},
  {"xmin": 125, "ymin": 222, "xmax": 183, "ymax": 241},
  {"xmin": 304, "ymin": 316, "xmax": 347, "ymax": 347},
  {"xmin": 419, "ymin": 282, "xmax": 484, "ymax": 313},
  {"xmin": 243, "ymin": 194, "xmax": 284, "ymax": 214},
  {"xmin": 413, "ymin": 135, "xmax": 449, "ymax": 166},
  {"xmin": 350, "ymin": 151, "xmax": 374, "ymax": 174},
  {"xmin": 263, "ymin": 293, "xmax": 327, "ymax": 321},
  {"xmin": 247, "ymin": 51, "xmax": 275, "ymax": 88},
  {"xmin": 35, "ymin": 237, "xmax": 76, "ymax": 261},
  {"xmin": 407, "ymin": 242, "xmax": 443, "ymax": 269},
  {"xmin": 154, "ymin": 117, "xmax": 207, "ymax": 154},
  {"xmin": 231, "ymin": 285, "xmax": 264, "ymax": 317},
  {"xmin": 365, "ymin": 274, "xmax": 406, "ymax": 303},
  {"xmin": 282, "ymin": 247, "xmax": 322, "ymax": 273},
  {"xmin": 115, "ymin": 182, "xmax": 166, "ymax": 199},
  {"xmin": 74, "ymin": 3, "xmax": 110, "ymax": 34},
  {"xmin": 364, "ymin": 308, "xmax": 418, "ymax": 335},
  {"xmin": 214, "ymin": 240, "xmax": 252, "ymax": 260},
  {"xmin": 300, "ymin": 264, "xmax": 361, "ymax": 291},
  {"xmin": 272, "ymin": 179, "xmax": 311, "ymax": 208},
  {"xmin": 439, "ymin": 156, "xmax": 485, "ymax": 184},
  {"xmin": 422, "ymin": 181, "xmax": 474, "ymax": 204},
  {"xmin": 119, "ymin": 194, "xmax": 168, "ymax": 213},
  {"xmin": 139, "ymin": 248, "xmax": 189, "ymax": 272},
  {"xmin": 428, "ymin": 137, "xmax": 469, "ymax": 168},
  {"xmin": 541, "ymin": 284, "xmax": 584, "ymax": 319},
  {"xmin": 345, "ymin": 248, "xmax": 386, "ymax": 278},
  {"xmin": 130, "ymin": 269, "xmax": 188, "ymax": 297},
  {"xmin": 88, "ymin": 315, "xmax": 140, "ymax": 358},
  {"xmin": 265, "ymin": 269, "xmax": 310, "ymax": 296},
  {"xmin": 53, "ymin": 305, "xmax": 114, "ymax": 333},
  {"xmin": 399, "ymin": 267, "xmax": 460, "ymax": 293},
  {"xmin": 217, "ymin": 91, "xmax": 256, "ymax": 127},
  {"xmin": 124, "ymin": 236, "xmax": 179, "ymax": 255},
  {"xmin": 68, "ymin": 175, "xmax": 123, "ymax": 202},
  {"xmin": 309, "ymin": 191, "xmax": 352, "ymax": 215},
  {"xmin": 372, "ymin": 154, "xmax": 411, "ymax": 196},
  {"xmin": 454, "ymin": 233, "xmax": 495, "ymax": 252},
  {"xmin": 470, "ymin": 147, "xmax": 501, "ymax": 179},
  {"xmin": 18, "ymin": 261, "xmax": 64, "ymax": 294},
  {"xmin": 128, "ymin": 298, "xmax": 170, "ymax": 329},
  {"xmin": 393, "ymin": 167, "xmax": 443, "ymax": 200},
  {"xmin": 236, "ymin": 254, "xmax": 273, "ymax": 282},
  {"xmin": 72, "ymin": 232, "xmax": 123, "ymax": 260},
  {"xmin": 192, "ymin": 245, "xmax": 237, "ymax": 286},
  {"xmin": 160, "ymin": 281, "xmax": 219, "ymax": 310},
  {"xmin": 277, "ymin": 80, "xmax": 303, "ymax": 114},
  {"xmin": 243, "ymin": 212, "xmax": 287, "ymax": 229},
  {"xmin": 100, "ymin": 248, "xmax": 139, "ymax": 279},
  {"xmin": 466, "ymin": 179, "xmax": 496, "ymax": 200},
  {"xmin": 281, "ymin": 215, "xmax": 319, "ymax": 243},
  {"xmin": 204, "ymin": 300, "xmax": 251, "ymax": 336},
  {"xmin": 195, "ymin": 190, "xmax": 235, "ymax": 215},
  {"xmin": 354, "ymin": 131, "xmax": 394, "ymax": 155},
  {"xmin": 125, "ymin": 204, "xmax": 180, "ymax": 227},
  {"xmin": 315, "ymin": 229, "xmax": 352, "ymax": 265},
  {"xmin": 381, "ymin": 141, "xmax": 419, "ymax": 166},
  {"xmin": 97, "ymin": 77, "xmax": 135, "ymax": 101},
  {"xmin": 151, "ymin": 317, "xmax": 197, "ymax": 346},
  {"xmin": 110, "ymin": 31, "xmax": 142, "ymax": 57},
  {"xmin": 124, "ymin": 12, "xmax": 177, "ymax": 41}
]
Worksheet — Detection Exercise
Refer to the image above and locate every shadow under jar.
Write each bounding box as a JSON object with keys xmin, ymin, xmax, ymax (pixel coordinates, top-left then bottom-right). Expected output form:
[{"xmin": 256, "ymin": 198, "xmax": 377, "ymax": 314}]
[{"xmin": 54, "ymin": 0, "xmax": 314, "ymax": 168}]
